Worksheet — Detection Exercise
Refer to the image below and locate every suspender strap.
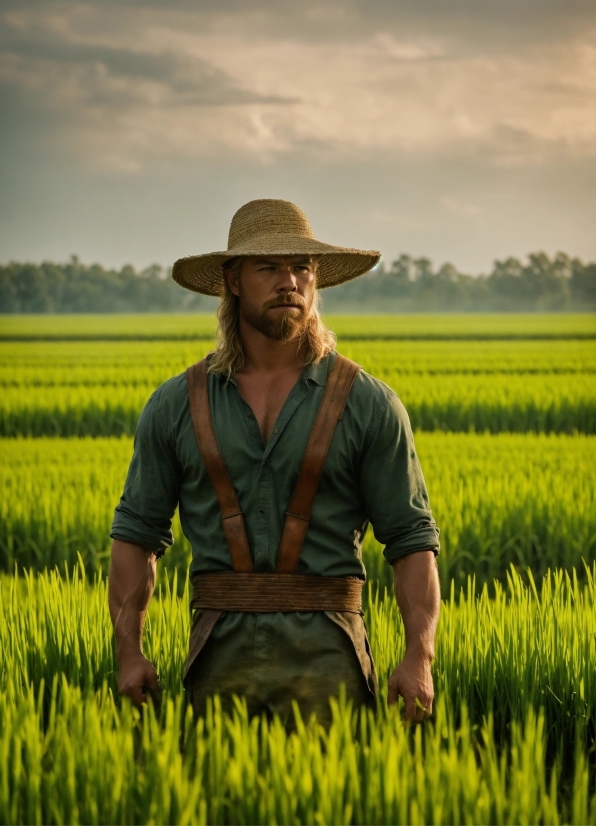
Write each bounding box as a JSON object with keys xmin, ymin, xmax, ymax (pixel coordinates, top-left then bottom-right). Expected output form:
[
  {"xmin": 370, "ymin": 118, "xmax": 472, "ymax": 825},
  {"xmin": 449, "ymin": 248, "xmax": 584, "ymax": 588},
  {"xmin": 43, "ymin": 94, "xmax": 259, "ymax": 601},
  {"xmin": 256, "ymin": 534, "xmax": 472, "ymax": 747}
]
[
  {"xmin": 186, "ymin": 360, "xmax": 254, "ymax": 573},
  {"xmin": 186, "ymin": 353, "xmax": 360, "ymax": 578},
  {"xmin": 275, "ymin": 354, "xmax": 360, "ymax": 572}
]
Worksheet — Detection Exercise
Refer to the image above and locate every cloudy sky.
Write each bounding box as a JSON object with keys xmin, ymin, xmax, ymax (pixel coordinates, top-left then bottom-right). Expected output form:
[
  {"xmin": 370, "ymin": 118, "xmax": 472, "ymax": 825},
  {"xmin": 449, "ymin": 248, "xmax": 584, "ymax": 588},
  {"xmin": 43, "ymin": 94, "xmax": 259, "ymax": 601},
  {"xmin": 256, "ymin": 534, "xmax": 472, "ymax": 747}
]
[{"xmin": 1, "ymin": 0, "xmax": 594, "ymax": 273}]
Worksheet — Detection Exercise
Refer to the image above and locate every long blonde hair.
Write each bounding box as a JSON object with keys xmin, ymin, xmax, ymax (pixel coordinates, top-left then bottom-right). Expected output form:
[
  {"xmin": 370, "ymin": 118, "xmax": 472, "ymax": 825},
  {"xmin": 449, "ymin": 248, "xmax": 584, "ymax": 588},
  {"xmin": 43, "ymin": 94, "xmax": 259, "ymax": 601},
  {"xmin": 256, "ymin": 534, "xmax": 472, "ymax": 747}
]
[{"xmin": 209, "ymin": 258, "xmax": 336, "ymax": 378}]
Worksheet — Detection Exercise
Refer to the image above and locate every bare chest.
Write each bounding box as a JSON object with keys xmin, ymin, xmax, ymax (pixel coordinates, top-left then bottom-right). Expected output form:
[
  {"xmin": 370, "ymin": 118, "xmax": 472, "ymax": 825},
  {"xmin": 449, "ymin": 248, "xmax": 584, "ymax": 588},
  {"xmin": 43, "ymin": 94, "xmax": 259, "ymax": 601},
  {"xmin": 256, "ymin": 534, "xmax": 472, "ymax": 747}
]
[{"xmin": 236, "ymin": 370, "xmax": 302, "ymax": 443}]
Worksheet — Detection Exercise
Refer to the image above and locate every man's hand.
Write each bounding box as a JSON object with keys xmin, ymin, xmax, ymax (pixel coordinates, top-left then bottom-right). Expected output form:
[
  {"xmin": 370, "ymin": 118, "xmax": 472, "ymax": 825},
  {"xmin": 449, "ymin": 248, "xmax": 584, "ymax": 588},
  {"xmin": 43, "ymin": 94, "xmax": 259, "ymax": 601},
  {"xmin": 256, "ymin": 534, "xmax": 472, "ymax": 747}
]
[
  {"xmin": 118, "ymin": 651, "xmax": 162, "ymax": 708},
  {"xmin": 387, "ymin": 652, "xmax": 434, "ymax": 723}
]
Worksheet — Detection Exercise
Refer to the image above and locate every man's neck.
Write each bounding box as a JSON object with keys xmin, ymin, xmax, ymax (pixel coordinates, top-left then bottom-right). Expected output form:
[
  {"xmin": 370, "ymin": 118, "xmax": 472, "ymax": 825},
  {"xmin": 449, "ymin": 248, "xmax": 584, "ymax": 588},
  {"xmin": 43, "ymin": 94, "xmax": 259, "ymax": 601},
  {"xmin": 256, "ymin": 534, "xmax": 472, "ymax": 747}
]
[{"xmin": 237, "ymin": 316, "xmax": 306, "ymax": 375}]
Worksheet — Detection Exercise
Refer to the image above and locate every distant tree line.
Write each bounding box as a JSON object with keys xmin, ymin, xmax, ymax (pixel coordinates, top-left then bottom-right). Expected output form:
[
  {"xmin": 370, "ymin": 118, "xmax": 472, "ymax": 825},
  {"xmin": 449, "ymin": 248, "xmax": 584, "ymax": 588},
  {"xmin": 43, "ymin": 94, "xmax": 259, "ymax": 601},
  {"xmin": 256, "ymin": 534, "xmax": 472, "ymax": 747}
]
[
  {"xmin": 322, "ymin": 252, "xmax": 596, "ymax": 313},
  {"xmin": 0, "ymin": 258, "xmax": 217, "ymax": 314},
  {"xmin": 0, "ymin": 252, "xmax": 594, "ymax": 313}
]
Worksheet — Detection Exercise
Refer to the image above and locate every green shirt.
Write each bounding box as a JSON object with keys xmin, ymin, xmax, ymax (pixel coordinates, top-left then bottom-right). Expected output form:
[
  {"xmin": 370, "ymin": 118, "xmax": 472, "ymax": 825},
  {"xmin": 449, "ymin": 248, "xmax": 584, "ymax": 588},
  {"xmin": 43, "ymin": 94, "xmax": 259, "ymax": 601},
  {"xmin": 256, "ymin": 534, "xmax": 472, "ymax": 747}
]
[
  {"xmin": 111, "ymin": 351, "xmax": 439, "ymax": 701},
  {"xmin": 111, "ymin": 351, "xmax": 439, "ymax": 575}
]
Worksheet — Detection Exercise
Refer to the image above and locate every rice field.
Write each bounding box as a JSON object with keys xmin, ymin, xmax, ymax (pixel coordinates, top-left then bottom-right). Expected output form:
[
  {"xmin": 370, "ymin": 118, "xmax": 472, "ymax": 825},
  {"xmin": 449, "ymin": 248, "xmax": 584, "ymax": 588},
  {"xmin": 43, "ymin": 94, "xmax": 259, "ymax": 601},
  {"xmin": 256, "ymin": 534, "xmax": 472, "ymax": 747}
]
[
  {"xmin": 1, "ymin": 433, "xmax": 594, "ymax": 592},
  {"xmin": 1, "ymin": 373, "xmax": 594, "ymax": 436},
  {"xmin": 0, "ymin": 565, "xmax": 594, "ymax": 824},
  {"xmin": 1, "ymin": 338, "xmax": 594, "ymax": 436},
  {"xmin": 3, "ymin": 339, "xmax": 594, "ymax": 382},
  {"xmin": 0, "ymin": 311, "xmax": 594, "ymax": 824},
  {"xmin": 2, "ymin": 312, "xmax": 595, "ymax": 340}
]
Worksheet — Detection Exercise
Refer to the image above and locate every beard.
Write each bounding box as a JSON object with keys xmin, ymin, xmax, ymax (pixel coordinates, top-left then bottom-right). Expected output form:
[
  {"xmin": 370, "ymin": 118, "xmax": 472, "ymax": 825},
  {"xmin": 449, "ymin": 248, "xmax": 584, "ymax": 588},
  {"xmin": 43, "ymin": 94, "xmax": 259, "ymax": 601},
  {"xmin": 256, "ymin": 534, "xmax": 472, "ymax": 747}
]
[{"xmin": 238, "ymin": 290, "xmax": 311, "ymax": 341}]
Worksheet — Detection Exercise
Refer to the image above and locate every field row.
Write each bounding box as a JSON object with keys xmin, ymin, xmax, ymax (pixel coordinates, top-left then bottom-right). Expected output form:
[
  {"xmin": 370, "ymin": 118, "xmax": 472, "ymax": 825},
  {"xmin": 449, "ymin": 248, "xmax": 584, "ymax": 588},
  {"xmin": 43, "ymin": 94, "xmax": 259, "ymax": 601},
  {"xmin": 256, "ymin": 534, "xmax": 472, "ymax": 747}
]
[
  {"xmin": 0, "ymin": 565, "xmax": 594, "ymax": 824},
  {"xmin": 2, "ymin": 433, "xmax": 594, "ymax": 592},
  {"xmin": 2, "ymin": 312, "xmax": 595, "ymax": 340},
  {"xmin": 5, "ymin": 564, "xmax": 593, "ymax": 724},
  {"xmin": 2, "ymin": 373, "xmax": 594, "ymax": 436},
  {"xmin": 6, "ymin": 686, "xmax": 587, "ymax": 826},
  {"xmin": 2, "ymin": 340, "xmax": 595, "ymax": 384}
]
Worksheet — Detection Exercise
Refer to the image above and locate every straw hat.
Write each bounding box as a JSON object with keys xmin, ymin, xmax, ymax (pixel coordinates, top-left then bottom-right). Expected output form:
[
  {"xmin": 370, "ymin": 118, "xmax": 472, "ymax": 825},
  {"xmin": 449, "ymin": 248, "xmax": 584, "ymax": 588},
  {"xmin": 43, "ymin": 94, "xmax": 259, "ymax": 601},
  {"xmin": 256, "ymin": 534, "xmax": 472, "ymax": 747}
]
[{"xmin": 172, "ymin": 199, "xmax": 381, "ymax": 296}]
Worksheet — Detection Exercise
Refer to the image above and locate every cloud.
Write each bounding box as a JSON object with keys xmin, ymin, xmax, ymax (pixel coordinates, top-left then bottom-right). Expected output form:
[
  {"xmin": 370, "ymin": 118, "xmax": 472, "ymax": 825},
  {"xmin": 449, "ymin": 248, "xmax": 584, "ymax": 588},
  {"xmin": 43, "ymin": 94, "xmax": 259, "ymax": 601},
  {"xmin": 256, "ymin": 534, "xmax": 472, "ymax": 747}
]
[
  {"xmin": 0, "ymin": 18, "xmax": 297, "ymax": 109},
  {"xmin": 0, "ymin": 0, "xmax": 593, "ymax": 172},
  {"xmin": 0, "ymin": 0, "xmax": 593, "ymax": 270}
]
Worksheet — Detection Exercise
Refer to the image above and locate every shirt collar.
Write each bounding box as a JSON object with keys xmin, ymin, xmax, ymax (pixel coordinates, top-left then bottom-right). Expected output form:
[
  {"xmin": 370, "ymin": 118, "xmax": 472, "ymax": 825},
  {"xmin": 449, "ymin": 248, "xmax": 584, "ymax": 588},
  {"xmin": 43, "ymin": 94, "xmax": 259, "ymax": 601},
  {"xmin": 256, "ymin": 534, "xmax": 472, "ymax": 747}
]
[
  {"xmin": 211, "ymin": 351, "xmax": 336, "ymax": 388},
  {"xmin": 302, "ymin": 351, "xmax": 336, "ymax": 386}
]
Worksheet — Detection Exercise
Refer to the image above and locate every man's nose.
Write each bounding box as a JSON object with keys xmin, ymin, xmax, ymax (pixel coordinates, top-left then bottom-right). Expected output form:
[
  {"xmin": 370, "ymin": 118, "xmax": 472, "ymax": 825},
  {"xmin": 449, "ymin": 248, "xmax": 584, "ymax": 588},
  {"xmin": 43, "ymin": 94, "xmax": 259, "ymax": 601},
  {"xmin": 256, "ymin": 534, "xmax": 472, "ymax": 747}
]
[{"xmin": 276, "ymin": 265, "xmax": 298, "ymax": 291}]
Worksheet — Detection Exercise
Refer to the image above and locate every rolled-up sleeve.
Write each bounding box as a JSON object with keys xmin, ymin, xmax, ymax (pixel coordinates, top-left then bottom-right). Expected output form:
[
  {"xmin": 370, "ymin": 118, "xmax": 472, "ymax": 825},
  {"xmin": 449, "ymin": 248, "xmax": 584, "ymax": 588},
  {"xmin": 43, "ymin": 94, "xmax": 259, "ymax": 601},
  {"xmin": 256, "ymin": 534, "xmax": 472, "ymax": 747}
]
[
  {"xmin": 110, "ymin": 388, "xmax": 181, "ymax": 556},
  {"xmin": 360, "ymin": 389, "xmax": 440, "ymax": 565}
]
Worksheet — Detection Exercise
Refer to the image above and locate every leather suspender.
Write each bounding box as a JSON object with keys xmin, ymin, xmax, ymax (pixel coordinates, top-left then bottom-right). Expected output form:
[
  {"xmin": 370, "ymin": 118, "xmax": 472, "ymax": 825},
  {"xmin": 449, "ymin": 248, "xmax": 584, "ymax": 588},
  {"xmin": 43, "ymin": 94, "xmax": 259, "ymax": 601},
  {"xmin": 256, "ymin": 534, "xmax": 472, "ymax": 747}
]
[
  {"xmin": 275, "ymin": 355, "xmax": 360, "ymax": 572},
  {"xmin": 186, "ymin": 360, "xmax": 254, "ymax": 573},
  {"xmin": 185, "ymin": 354, "xmax": 360, "ymax": 574}
]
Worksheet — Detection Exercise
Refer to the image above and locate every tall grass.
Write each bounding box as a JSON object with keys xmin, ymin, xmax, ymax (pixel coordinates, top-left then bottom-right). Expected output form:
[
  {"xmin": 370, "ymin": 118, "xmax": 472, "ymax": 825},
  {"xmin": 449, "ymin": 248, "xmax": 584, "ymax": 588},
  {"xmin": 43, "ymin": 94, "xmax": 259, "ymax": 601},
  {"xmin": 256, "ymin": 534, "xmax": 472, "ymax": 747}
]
[
  {"xmin": 346, "ymin": 338, "xmax": 596, "ymax": 374},
  {"xmin": 0, "ymin": 564, "xmax": 594, "ymax": 824},
  {"xmin": 2, "ymin": 686, "xmax": 593, "ymax": 825},
  {"xmin": 2, "ymin": 334, "xmax": 593, "ymax": 436},
  {"xmin": 1, "ymin": 312, "xmax": 595, "ymax": 340},
  {"xmin": 2, "ymin": 434, "xmax": 594, "ymax": 587},
  {"xmin": 2, "ymin": 340, "xmax": 593, "ymax": 386},
  {"xmin": 3, "ymin": 561, "xmax": 593, "ymax": 750},
  {"xmin": 0, "ymin": 385, "xmax": 151, "ymax": 437},
  {"xmin": 1, "ymin": 372, "xmax": 593, "ymax": 436}
]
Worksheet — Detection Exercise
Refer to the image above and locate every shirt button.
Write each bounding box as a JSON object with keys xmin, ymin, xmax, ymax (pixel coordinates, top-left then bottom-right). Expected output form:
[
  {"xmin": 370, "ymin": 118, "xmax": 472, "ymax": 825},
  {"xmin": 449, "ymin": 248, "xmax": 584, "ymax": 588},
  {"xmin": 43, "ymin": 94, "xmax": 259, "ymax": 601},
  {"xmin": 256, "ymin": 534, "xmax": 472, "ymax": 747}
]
[{"xmin": 274, "ymin": 428, "xmax": 279, "ymax": 434}]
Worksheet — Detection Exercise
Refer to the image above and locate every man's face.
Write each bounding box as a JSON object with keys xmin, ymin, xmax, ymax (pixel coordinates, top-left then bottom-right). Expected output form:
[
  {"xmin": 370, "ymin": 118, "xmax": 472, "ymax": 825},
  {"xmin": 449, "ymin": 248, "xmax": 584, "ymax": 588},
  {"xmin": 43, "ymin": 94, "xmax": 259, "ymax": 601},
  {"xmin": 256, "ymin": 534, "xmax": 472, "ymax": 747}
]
[{"xmin": 226, "ymin": 255, "xmax": 317, "ymax": 341}]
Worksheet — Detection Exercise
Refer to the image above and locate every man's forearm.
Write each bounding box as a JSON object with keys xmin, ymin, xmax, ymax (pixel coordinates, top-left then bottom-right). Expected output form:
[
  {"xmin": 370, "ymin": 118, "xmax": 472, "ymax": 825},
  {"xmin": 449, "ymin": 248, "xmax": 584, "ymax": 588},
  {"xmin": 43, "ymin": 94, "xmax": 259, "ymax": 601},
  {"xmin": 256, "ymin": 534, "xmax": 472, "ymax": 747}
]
[
  {"xmin": 387, "ymin": 551, "xmax": 440, "ymax": 718},
  {"xmin": 392, "ymin": 551, "xmax": 440, "ymax": 661},
  {"xmin": 108, "ymin": 539, "xmax": 157, "ymax": 661}
]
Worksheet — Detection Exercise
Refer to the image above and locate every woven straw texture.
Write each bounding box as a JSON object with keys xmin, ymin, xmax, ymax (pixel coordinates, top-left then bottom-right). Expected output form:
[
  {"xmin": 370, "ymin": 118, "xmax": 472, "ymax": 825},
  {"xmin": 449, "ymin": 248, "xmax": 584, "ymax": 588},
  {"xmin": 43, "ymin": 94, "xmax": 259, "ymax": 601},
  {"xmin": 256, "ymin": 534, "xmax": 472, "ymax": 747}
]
[{"xmin": 172, "ymin": 199, "xmax": 381, "ymax": 296}]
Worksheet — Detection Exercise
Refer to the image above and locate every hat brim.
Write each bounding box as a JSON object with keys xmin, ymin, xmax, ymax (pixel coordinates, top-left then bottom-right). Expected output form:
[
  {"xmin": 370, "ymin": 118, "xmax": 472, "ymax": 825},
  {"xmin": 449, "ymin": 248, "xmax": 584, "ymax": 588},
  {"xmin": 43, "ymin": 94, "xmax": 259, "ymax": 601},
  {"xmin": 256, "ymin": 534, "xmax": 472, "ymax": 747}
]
[{"xmin": 172, "ymin": 233, "xmax": 381, "ymax": 296}]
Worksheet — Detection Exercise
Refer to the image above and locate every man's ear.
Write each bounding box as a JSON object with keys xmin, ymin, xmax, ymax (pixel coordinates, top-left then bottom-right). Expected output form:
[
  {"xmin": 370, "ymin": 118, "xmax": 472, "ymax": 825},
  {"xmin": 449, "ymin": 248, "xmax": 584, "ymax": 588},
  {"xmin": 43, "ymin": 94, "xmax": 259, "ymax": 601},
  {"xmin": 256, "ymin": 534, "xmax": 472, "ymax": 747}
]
[{"xmin": 224, "ymin": 268, "xmax": 241, "ymax": 297}]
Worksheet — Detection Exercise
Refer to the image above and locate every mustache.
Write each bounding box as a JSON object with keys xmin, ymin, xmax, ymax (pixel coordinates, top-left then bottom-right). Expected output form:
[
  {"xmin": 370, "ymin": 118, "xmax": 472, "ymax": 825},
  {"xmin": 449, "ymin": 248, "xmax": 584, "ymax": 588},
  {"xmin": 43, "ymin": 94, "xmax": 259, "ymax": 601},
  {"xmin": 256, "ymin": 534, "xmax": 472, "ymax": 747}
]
[{"xmin": 264, "ymin": 294, "xmax": 307, "ymax": 310}]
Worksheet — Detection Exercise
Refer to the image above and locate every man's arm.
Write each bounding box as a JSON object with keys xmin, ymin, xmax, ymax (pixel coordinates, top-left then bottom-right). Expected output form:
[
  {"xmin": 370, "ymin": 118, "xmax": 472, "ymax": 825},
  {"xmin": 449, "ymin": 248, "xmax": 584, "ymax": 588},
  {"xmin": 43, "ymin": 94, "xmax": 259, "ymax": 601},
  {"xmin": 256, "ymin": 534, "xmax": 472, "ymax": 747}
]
[
  {"xmin": 108, "ymin": 539, "xmax": 161, "ymax": 707},
  {"xmin": 388, "ymin": 550, "xmax": 440, "ymax": 723}
]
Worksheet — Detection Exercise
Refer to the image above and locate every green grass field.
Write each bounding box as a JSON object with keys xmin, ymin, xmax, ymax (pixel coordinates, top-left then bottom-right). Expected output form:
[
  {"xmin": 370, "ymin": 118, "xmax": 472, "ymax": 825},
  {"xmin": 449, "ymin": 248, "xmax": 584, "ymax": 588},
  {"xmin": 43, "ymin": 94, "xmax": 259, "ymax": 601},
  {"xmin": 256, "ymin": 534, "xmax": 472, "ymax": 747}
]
[
  {"xmin": 2, "ymin": 433, "xmax": 594, "ymax": 591},
  {"xmin": 0, "ymin": 313, "xmax": 594, "ymax": 824},
  {"xmin": 1, "ymin": 373, "xmax": 594, "ymax": 436},
  {"xmin": 1, "ymin": 337, "xmax": 594, "ymax": 436},
  {"xmin": 1, "ymin": 312, "xmax": 595, "ymax": 340},
  {"xmin": 0, "ymin": 565, "xmax": 594, "ymax": 824},
  {"xmin": 3, "ymin": 339, "xmax": 593, "ymax": 381}
]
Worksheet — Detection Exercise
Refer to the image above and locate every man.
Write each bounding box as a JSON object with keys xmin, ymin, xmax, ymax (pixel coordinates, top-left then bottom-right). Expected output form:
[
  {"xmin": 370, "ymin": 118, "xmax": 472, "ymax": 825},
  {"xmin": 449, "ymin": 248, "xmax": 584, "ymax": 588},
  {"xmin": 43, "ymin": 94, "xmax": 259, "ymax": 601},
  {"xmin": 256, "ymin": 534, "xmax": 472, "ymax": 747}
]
[{"xmin": 109, "ymin": 198, "xmax": 440, "ymax": 727}]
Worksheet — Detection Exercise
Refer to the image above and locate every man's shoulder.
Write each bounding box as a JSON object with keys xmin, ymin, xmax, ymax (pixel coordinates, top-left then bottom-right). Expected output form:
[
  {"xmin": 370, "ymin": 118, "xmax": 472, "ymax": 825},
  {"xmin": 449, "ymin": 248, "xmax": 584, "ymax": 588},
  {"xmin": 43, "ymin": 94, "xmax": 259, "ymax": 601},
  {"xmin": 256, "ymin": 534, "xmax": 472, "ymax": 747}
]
[
  {"xmin": 337, "ymin": 353, "xmax": 396, "ymax": 408},
  {"xmin": 152, "ymin": 370, "xmax": 189, "ymax": 400},
  {"xmin": 141, "ymin": 371, "xmax": 189, "ymax": 421},
  {"xmin": 337, "ymin": 354, "xmax": 411, "ymax": 442}
]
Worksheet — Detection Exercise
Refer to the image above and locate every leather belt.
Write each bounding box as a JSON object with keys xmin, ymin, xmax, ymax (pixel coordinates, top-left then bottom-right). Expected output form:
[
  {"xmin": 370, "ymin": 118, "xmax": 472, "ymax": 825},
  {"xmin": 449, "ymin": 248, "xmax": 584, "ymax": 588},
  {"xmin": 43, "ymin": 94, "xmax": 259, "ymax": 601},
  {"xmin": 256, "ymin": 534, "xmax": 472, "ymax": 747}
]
[{"xmin": 191, "ymin": 572, "xmax": 363, "ymax": 613}]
